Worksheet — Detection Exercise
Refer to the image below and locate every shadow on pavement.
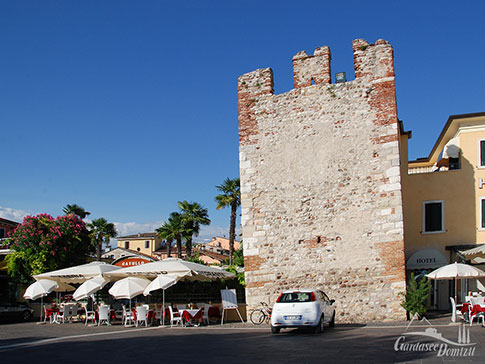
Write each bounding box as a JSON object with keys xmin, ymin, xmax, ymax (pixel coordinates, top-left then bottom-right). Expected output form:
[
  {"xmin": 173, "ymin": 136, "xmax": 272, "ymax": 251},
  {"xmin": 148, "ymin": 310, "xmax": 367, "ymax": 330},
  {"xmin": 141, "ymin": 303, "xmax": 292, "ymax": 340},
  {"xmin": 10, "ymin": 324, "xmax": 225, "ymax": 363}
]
[{"xmin": 0, "ymin": 326, "xmax": 463, "ymax": 364}]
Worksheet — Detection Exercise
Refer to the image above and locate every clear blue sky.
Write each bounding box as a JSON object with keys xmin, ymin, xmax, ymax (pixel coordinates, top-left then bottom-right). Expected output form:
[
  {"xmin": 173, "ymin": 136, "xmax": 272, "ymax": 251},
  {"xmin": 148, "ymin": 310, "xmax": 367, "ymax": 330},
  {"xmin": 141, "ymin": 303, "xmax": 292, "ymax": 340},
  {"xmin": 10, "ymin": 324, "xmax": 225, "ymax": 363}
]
[{"xmin": 1, "ymin": 1, "xmax": 484, "ymax": 241}]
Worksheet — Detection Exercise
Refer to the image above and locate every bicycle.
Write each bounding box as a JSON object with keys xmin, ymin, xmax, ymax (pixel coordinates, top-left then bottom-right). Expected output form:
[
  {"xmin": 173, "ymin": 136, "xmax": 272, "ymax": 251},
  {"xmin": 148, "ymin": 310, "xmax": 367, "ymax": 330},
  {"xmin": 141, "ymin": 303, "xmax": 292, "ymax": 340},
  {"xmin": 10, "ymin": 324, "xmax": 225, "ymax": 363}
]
[{"xmin": 249, "ymin": 302, "xmax": 272, "ymax": 325}]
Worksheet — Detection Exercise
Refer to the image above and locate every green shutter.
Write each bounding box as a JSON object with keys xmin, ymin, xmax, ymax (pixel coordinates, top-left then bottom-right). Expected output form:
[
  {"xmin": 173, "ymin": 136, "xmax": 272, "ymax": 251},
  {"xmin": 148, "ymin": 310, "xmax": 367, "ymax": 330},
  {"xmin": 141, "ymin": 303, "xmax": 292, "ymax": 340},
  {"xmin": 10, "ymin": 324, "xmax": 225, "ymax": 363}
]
[
  {"xmin": 482, "ymin": 200, "xmax": 485, "ymax": 229},
  {"xmin": 481, "ymin": 141, "xmax": 485, "ymax": 166}
]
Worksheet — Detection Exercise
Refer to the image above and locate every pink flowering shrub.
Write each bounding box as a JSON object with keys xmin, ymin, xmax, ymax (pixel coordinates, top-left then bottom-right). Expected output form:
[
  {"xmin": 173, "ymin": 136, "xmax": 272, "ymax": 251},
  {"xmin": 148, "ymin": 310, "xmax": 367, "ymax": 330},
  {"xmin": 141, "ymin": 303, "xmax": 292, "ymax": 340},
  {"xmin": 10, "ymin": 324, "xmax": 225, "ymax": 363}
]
[{"xmin": 2, "ymin": 213, "xmax": 93, "ymax": 283}]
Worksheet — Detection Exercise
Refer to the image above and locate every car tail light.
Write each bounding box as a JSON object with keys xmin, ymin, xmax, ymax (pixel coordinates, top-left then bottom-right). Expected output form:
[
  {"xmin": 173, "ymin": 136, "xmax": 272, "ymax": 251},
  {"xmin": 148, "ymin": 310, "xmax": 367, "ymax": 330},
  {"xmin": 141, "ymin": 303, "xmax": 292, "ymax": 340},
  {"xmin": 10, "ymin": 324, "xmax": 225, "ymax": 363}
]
[
  {"xmin": 276, "ymin": 293, "xmax": 283, "ymax": 303},
  {"xmin": 310, "ymin": 292, "xmax": 316, "ymax": 301}
]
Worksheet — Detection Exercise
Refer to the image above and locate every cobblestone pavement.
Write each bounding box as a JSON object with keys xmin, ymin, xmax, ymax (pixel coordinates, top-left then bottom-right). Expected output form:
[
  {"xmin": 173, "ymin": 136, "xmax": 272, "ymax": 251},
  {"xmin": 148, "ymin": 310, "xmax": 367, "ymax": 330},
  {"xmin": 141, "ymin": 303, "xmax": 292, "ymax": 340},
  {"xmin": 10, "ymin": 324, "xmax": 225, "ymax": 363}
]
[{"xmin": 1, "ymin": 317, "xmax": 485, "ymax": 363}]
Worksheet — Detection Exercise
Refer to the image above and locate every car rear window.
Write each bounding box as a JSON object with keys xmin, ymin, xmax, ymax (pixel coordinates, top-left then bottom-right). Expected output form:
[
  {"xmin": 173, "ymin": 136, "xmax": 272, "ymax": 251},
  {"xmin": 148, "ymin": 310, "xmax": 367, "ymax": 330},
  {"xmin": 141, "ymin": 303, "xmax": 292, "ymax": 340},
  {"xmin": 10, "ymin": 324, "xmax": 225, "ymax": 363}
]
[{"xmin": 278, "ymin": 292, "xmax": 312, "ymax": 303}]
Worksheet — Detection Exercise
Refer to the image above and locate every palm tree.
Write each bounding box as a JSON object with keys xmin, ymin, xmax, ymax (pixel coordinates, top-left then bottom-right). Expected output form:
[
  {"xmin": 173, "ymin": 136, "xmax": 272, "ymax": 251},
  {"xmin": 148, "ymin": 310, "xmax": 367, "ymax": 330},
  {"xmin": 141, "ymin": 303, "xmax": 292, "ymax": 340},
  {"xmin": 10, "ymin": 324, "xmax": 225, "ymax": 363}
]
[
  {"xmin": 87, "ymin": 218, "xmax": 117, "ymax": 261},
  {"xmin": 63, "ymin": 204, "xmax": 90, "ymax": 219},
  {"xmin": 215, "ymin": 177, "xmax": 241, "ymax": 265},
  {"xmin": 178, "ymin": 201, "xmax": 211, "ymax": 258},
  {"xmin": 156, "ymin": 222, "xmax": 174, "ymax": 258},
  {"xmin": 156, "ymin": 212, "xmax": 186, "ymax": 259}
]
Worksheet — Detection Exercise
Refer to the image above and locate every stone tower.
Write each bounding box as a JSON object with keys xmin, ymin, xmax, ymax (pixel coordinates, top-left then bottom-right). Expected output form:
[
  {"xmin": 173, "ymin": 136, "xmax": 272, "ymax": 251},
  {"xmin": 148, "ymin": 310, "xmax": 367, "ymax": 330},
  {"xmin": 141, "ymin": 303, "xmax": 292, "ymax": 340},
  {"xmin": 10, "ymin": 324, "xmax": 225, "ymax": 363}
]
[{"xmin": 238, "ymin": 39, "xmax": 406, "ymax": 322}]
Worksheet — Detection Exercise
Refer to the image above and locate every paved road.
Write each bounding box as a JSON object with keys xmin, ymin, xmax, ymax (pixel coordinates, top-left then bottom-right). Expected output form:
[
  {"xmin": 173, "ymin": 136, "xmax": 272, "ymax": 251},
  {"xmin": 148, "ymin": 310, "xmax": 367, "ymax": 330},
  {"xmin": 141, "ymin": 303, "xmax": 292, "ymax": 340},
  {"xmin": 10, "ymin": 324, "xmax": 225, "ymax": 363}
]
[{"xmin": 1, "ymin": 320, "xmax": 485, "ymax": 363}]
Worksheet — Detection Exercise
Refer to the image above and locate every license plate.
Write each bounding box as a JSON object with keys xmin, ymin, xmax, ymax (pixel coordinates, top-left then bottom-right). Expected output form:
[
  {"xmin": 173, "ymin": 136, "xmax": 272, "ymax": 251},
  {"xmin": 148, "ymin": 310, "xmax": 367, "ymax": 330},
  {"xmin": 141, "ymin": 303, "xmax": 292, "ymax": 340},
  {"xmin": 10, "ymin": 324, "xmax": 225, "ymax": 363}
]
[{"xmin": 284, "ymin": 315, "xmax": 301, "ymax": 320}]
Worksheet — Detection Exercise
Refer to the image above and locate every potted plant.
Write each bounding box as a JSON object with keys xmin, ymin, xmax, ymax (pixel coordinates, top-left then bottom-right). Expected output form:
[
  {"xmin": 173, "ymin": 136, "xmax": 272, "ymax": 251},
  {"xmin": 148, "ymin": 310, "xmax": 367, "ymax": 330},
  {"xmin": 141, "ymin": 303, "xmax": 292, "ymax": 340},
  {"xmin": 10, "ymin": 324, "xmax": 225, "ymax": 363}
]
[{"xmin": 400, "ymin": 272, "xmax": 431, "ymax": 319}]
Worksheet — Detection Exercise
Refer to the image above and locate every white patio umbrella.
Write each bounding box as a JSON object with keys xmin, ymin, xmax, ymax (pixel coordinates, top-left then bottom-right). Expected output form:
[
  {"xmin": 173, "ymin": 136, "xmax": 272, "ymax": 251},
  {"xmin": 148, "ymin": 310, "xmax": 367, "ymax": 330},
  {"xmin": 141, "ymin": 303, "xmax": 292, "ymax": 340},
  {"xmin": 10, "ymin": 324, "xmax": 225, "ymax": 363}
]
[
  {"xmin": 426, "ymin": 262, "xmax": 485, "ymax": 301},
  {"xmin": 106, "ymin": 258, "xmax": 235, "ymax": 281},
  {"xmin": 108, "ymin": 277, "xmax": 151, "ymax": 300},
  {"xmin": 23, "ymin": 279, "xmax": 59, "ymax": 323},
  {"xmin": 54, "ymin": 282, "xmax": 76, "ymax": 292},
  {"xmin": 109, "ymin": 277, "xmax": 151, "ymax": 317},
  {"xmin": 24, "ymin": 279, "xmax": 59, "ymax": 300},
  {"xmin": 73, "ymin": 275, "xmax": 109, "ymax": 301},
  {"xmin": 143, "ymin": 275, "xmax": 178, "ymax": 326},
  {"xmin": 34, "ymin": 261, "xmax": 121, "ymax": 284}
]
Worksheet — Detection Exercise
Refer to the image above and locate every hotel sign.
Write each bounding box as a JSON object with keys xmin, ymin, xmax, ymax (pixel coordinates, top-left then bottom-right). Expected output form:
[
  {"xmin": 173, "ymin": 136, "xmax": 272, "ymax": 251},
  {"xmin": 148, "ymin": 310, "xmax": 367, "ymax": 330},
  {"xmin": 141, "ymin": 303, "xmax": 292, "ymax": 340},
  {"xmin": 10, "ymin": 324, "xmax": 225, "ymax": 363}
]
[{"xmin": 406, "ymin": 249, "xmax": 447, "ymax": 270}]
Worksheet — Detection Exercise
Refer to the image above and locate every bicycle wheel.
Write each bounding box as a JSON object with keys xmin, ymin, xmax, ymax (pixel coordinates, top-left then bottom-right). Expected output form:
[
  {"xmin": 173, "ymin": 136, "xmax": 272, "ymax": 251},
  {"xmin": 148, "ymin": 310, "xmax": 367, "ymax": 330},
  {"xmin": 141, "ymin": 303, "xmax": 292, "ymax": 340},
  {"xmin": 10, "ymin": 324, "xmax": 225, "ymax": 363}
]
[{"xmin": 250, "ymin": 309, "xmax": 266, "ymax": 325}]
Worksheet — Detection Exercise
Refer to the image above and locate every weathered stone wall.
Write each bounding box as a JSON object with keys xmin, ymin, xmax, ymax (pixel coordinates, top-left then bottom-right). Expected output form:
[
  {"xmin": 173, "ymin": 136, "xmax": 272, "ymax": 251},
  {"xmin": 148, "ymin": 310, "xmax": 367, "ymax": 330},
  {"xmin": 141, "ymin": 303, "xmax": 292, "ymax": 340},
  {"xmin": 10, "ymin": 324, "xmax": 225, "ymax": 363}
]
[{"xmin": 238, "ymin": 39, "xmax": 407, "ymax": 323}]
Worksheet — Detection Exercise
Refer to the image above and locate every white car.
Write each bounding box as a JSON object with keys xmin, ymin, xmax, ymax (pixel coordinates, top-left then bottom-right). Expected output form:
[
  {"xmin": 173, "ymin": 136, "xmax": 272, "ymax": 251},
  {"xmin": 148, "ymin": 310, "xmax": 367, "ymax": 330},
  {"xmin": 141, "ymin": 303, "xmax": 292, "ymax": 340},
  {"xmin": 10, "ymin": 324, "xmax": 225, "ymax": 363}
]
[{"xmin": 270, "ymin": 289, "xmax": 336, "ymax": 334}]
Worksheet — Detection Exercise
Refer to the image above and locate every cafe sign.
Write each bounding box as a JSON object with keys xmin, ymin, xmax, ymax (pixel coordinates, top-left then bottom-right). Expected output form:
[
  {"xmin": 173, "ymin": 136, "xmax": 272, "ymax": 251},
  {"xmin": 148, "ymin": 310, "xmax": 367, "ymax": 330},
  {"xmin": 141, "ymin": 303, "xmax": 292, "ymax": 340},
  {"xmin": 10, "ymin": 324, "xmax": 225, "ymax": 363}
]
[
  {"xmin": 406, "ymin": 249, "xmax": 447, "ymax": 270},
  {"xmin": 113, "ymin": 257, "xmax": 153, "ymax": 267}
]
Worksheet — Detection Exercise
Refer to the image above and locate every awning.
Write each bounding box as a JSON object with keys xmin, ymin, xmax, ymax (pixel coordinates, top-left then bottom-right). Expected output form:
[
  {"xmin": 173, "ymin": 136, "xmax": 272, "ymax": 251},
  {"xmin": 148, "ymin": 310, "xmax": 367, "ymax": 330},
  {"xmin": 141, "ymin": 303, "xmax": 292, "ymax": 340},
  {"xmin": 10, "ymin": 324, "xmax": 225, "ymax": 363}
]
[
  {"xmin": 406, "ymin": 249, "xmax": 448, "ymax": 270},
  {"xmin": 460, "ymin": 245, "xmax": 485, "ymax": 260}
]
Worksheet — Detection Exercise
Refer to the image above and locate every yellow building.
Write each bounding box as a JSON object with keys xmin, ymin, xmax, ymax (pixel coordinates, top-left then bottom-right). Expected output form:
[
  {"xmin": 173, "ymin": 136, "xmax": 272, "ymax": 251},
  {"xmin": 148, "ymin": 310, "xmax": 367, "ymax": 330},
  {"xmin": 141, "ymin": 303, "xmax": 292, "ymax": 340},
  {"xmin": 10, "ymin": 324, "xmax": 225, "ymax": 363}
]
[
  {"xmin": 401, "ymin": 112, "xmax": 485, "ymax": 309},
  {"xmin": 116, "ymin": 232, "xmax": 163, "ymax": 257}
]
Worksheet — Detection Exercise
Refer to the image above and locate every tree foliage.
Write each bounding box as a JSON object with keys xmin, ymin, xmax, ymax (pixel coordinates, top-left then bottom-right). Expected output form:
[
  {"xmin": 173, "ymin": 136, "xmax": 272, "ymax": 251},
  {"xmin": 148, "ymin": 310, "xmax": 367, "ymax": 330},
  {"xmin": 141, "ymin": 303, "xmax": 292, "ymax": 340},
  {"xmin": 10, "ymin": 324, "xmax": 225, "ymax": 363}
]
[
  {"xmin": 215, "ymin": 177, "xmax": 240, "ymax": 265},
  {"xmin": 63, "ymin": 204, "xmax": 90, "ymax": 219},
  {"xmin": 87, "ymin": 218, "xmax": 117, "ymax": 261},
  {"xmin": 224, "ymin": 245, "xmax": 244, "ymax": 286},
  {"xmin": 156, "ymin": 212, "xmax": 187, "ymax": 258},
  {"xmin": 399, "ymin": 273, "xmax": 431, "ymax": 318},
  {"xmin": 185, "ymin": 252, "xmax": 205, "ymax": 265},
  {"xmin": 2, "ymin": 213, "xmax": 92, "ymax": 284},
  {"xmin": 178, "ymin": 200, "xmax": 210, "ymax": 258},
  {"xmin": 224, "ymin": 265, "xmax": 245, "ymax": 286},
  {"xmin": 230, "ymin": 245, "xmax": 244, "ymax": 267}
]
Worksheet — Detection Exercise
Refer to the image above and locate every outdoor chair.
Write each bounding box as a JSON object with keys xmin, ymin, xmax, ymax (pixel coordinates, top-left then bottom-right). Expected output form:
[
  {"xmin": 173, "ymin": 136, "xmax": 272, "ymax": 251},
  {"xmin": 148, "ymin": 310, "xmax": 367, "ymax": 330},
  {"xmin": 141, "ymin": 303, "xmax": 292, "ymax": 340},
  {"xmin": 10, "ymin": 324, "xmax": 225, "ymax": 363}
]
[
  {"xmin": 42, "ymin": 305, "xmax": 51, "ymax": 324},
  {"xmin": 98, "ymin": 305, "xmax": 111, "ymax": 326},
  {"xmin": 71, "ymin": 305, "xmax": 80, "ymax": 322},
  {"xmin": 469, "ymin": 297, "xmax": 485, "ymax": 326},
  {"xmin": 202, "ymin": 304, "xmax": 210, "ymax": 325},
  {"xmin": 136, "ymin": 306, "xmax": 148, "ymax": 327},
  {"xmin": 122, "ymin": 305, "xmax": 135, "ymax": 327},
  {"xmin": 113, "ymin": 309, "xmax": 123, "ymax": 322},
  {"xmin": 55, "ymin": 307, "xmax": 67, "ymax": 324},
  {"xmin": 450, "ymin": 297, "xmax": 464, "ymax": 323},
  {"xmin": 63, "ymin": 304, "xmax": 73, "ymax": 323},
  {"xmin": 155, "ymin": 305, "xmax": 169, "ymax": 325},
  {"xmin": 168, "ymin": 306, "xmax": 182, "ymax": 327},
  {"xmin": 85, "ymin": 309, "xmax": 97, "ymax": 326}
]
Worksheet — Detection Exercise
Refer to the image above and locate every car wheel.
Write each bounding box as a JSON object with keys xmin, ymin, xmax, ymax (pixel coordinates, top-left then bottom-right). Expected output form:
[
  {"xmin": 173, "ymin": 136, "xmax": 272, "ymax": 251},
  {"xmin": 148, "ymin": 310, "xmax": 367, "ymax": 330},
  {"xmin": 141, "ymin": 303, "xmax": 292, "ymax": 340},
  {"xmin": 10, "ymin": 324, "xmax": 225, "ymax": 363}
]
[
  {"xmin": 314, "ymin": 315, "xmax": 324, "ymax": 334},
  {"xmin": 271, "ymin": 326, "xmax": 280, "ymax": 334},
  {"xmin": 329, "ymin": 312, "xmax": 335, "ymax": 328},
  {"xmin": 23, "ymin": 311, "xmax": 32, "ymax": 322}
]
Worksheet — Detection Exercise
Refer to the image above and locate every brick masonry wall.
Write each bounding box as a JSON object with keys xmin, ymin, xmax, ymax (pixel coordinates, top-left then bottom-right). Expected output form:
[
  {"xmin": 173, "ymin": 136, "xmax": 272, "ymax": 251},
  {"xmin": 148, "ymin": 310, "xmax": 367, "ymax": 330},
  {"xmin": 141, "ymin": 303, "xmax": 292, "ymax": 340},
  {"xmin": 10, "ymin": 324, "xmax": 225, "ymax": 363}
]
[{"xmin": 238, "ymin": 39, "xmax": 406, "ymax": 323}]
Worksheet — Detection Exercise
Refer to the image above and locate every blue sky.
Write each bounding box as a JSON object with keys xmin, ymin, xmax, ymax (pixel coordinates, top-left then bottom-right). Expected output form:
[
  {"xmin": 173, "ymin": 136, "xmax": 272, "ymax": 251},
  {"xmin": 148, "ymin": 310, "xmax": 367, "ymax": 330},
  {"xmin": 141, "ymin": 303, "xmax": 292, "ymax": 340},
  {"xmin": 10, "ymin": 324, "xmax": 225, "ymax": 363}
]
[{"xmin": 1, "ymin": 1, "xmax": 484, "ymax": 242}]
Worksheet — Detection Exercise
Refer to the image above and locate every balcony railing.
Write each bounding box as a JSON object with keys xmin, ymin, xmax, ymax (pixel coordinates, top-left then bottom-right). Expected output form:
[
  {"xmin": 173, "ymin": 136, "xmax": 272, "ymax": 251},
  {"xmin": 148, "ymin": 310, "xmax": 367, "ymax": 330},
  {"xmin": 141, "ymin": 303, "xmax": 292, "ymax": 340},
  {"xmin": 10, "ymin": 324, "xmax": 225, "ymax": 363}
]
[{"xmin": 408, "ymin": 165, "xmax": 450, "ymax": 174}]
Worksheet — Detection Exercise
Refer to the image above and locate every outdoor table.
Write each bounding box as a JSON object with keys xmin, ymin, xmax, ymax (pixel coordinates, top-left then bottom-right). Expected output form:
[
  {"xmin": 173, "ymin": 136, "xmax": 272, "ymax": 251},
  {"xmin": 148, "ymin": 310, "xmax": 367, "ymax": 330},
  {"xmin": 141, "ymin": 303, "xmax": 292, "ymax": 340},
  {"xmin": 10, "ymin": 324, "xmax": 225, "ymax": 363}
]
[
  {"xmin": 470, "ymin": 304, "xmax": 485, "ymax": 317},
  {"xmin": 179, "ymin": 309, "xmax": 202, "ymax": 326},
  {"xmin": 460, "ymin": 302, "xmax": 485, "ymax": 323},
  {"xmin": 155, "ymin": 308, "xmax": 172, "ymax": 325},
  {"xmin": 460, "ymin": 302, "xmax": 470, "ymax": 315},
  {"xmin": 45, "ymin": 307, "xmax": 59, "ymax": 323},
  {"xmin": 51, "ymin": 307, "xmax": 67, "ymax": 324}
]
